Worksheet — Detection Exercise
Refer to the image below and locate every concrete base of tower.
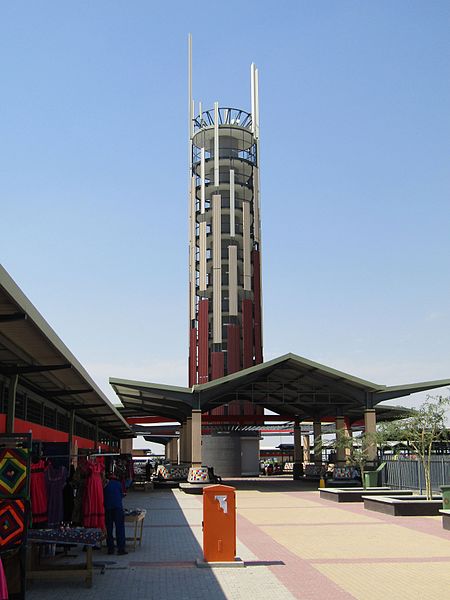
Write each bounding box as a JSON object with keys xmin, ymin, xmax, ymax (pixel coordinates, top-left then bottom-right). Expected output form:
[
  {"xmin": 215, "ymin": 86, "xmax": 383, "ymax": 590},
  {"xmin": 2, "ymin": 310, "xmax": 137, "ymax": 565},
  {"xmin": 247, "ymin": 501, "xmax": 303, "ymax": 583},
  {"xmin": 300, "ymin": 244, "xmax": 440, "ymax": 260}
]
[{"xmin": 202, "ymin": 432, "xmax": 260, "ymax": 477}]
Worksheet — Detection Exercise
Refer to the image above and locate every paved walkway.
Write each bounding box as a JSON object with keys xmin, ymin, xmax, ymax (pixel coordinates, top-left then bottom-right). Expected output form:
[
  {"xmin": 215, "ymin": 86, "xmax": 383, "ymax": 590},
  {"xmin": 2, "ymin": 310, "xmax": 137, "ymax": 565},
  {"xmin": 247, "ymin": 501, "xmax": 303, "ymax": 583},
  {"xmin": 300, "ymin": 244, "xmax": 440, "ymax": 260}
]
[{"xmin": 27, "ymin": 477, "xmax": 450, "ymax": 599}]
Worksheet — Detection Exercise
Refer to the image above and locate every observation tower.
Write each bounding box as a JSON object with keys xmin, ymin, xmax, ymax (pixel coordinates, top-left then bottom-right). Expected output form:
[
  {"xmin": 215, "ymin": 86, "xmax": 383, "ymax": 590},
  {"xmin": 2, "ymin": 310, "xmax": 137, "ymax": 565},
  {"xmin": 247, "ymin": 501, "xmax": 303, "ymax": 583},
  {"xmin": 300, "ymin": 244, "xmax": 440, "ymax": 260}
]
[{"xmin": 188, "ymin": 37, "xmax": 263, "ymax": 397}]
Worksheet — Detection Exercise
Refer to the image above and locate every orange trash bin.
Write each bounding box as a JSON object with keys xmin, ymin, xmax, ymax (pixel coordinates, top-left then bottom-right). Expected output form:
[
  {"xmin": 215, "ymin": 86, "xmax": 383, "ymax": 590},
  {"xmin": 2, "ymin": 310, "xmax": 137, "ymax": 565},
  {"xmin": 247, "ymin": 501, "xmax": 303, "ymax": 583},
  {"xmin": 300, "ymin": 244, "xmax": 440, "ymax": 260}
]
[{"xmin": 203, "ymin": 484, "xmax": 236, "ymax": 563}]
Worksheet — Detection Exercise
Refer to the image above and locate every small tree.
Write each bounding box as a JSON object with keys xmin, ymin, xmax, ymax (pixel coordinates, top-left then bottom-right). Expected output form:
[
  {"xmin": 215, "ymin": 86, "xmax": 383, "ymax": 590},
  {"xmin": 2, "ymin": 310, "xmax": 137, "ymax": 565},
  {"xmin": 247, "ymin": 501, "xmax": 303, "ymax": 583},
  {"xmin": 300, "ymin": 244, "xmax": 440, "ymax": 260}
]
[{"xmin": 378, "ymin": 395, "xmax": 449, "ymax": 500}]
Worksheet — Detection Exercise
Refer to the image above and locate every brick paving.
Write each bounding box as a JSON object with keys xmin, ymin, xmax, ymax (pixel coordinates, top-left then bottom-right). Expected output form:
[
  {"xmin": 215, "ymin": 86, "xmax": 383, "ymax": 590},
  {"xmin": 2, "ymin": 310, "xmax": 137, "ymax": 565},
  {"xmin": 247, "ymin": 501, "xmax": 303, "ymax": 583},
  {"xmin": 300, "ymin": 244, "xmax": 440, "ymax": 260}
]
[{"xmin": 26, "ymin": 476, "xmax": 450, "ymax": 599}]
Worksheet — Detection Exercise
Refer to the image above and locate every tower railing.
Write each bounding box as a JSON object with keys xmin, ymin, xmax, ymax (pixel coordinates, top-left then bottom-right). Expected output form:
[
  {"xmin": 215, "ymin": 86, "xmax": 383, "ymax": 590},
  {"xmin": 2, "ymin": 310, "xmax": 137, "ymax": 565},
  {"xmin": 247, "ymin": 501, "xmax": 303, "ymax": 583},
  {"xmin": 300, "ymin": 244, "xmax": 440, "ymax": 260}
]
[{"xmin": 193, "ymin": 107, "xmax": 253, "ymax": 131}]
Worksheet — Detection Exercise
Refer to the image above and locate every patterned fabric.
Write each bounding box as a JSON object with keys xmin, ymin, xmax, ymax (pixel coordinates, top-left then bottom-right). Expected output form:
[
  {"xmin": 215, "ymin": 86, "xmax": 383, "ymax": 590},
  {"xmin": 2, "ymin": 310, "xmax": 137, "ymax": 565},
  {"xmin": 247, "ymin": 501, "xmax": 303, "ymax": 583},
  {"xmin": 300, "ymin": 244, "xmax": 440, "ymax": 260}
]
[
  {"xmin": 169, "ymin": 466, "xmax": 189, "ymax": 480},
  {"xmin": 0, "ymin": 449, "xmax": 28, "ymax": 498},
  {"xmin": 304, "ymin": 464, "xmax": 322, "ymax": 477},
  {"xmin": 28, "ymin": 526, "xmax": 104, "ymax": 546},
  {"xmin": 155, "ymin": 465, "xmax": 169, "ymax": 479},
  {"xmin": 155, "ymin": 465, "xmax": 189, "ymax": 481},
  {"xmin": 0, "ymin": 500, "xmax": 26, "ymax": 552},
  {"xmin": 188, "ymin": 467, "xmax": 210, "ymax": 482},
  {"xmin": 333, "ymin": 466, "xmax": 358, "ymax": 480}
]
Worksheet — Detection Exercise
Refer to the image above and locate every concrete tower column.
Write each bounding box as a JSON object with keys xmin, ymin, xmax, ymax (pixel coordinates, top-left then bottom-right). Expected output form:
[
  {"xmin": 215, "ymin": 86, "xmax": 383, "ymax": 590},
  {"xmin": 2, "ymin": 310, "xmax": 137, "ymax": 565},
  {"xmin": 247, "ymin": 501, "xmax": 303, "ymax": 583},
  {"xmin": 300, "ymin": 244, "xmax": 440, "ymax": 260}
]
[
  {"xmin": 186, "ymin": 38, "xmax": 263, "ymax": 476},
  {"xmin": 188, "ymin": 46, "xmax": 263, "ymax": 387},
  {"xmin": 191, "ymin": 409, "xmax": 202, "ymax": 467},
  {"xmin": 313, "ymin": 420, "xmax": 322, "ymax": 466}
]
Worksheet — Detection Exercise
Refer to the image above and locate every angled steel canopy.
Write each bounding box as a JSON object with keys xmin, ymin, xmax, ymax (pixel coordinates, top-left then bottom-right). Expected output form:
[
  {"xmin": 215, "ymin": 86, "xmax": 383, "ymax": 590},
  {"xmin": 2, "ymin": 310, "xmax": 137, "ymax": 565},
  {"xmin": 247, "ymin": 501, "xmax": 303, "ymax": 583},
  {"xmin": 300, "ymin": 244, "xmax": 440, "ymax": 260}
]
[
  {"xmin": 110, "ymin": 378, "xmax": 193, "ymax": 423},
  {"xmin": 111, "ymin": 353, "xmax": 450, "ymax": 424},
  {"xmin": 0, "ymin": 265, "xmax": 133, "ymax": 439}
]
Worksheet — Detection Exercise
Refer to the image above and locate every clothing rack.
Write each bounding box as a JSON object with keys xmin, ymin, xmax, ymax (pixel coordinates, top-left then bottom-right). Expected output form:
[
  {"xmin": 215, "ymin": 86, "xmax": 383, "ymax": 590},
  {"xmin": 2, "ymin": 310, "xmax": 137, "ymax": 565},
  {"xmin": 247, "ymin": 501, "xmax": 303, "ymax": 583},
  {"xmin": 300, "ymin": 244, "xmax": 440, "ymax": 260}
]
[
  {"xmin": 0, "ymin": 433, "xmax": 32, "ymax": 450},
  {"xmin": 90, "ymin": 453, "xmax": 120, "ymax": 457}
]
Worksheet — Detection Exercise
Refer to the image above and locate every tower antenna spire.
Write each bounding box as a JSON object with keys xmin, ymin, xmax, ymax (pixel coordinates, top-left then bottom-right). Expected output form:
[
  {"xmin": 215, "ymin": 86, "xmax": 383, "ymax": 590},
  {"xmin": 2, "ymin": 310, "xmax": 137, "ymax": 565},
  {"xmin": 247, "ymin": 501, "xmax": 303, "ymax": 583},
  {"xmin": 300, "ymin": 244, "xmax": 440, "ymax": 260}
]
[{"xmin": 188, "ymin": 33, "xmax": 193, "ymax": 139}]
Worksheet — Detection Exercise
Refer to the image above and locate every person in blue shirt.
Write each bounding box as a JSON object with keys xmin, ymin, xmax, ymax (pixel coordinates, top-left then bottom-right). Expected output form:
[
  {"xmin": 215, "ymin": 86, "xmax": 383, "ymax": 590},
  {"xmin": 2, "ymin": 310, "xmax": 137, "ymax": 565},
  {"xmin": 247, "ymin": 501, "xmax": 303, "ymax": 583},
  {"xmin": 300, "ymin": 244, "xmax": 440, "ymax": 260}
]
[{"xmin": 103, "ymin": 473, "xmax": 127, "ymax": 555}]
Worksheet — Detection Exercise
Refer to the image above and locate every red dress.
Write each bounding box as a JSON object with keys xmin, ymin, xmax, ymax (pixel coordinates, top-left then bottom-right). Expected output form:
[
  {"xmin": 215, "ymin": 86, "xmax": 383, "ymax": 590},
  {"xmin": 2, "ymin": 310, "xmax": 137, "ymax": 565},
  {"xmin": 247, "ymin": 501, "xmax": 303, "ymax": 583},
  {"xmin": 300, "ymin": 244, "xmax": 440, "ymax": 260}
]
[
  {"xmin": 30, "ymin": 460, "xmax": 48, "ymax": 524},
  {"xmin": 83, "ymin": 460, "xmax": 105, "ymax": 530},
  {"xmin": 0, "ymin": 557, "xmax": 7, "ymax": 600}
]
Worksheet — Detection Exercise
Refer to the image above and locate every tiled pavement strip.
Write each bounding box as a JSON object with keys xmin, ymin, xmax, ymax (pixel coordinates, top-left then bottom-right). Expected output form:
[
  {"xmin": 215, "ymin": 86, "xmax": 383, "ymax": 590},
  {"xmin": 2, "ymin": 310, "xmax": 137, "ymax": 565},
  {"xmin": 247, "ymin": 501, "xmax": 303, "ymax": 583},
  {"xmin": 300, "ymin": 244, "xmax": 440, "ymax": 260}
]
[{"xmin": 27, "ymin": 477, "xmax": 450, "ymax": 599}]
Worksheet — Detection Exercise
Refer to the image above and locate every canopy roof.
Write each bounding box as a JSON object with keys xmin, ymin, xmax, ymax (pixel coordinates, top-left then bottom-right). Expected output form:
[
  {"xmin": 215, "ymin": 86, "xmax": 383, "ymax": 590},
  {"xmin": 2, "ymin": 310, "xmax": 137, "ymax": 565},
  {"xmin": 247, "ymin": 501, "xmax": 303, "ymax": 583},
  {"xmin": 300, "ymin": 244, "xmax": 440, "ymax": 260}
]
[
  {"xmin": 0, "ymin": 265, "xmax": 133, "ymax": 439},
  {"xmin": 111, "ymin": 353, "xmax": 449, "ymax": 424}
]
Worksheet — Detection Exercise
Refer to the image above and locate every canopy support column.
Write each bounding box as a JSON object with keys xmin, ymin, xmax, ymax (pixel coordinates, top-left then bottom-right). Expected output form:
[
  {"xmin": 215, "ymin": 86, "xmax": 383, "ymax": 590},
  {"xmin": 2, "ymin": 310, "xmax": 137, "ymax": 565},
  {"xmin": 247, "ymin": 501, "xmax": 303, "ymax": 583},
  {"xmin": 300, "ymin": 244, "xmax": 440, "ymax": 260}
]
[
  {"xmin": 293, "ymin": 422, "xmax": 303, "ymax": 479},
  {"xmin": 313, "ymin": 420, "xmax": 322, "ymax": 466},
  {"xmin": 191, "ymin": 409, "xmax": 202, "ymax": 467},
  {"xmin": 6, "ymin": 374, "xmax": 18, "ymax": 433},
  {"xmin": 336, "ymin": 416, "xmax": 350, "ymax": 466},
  {"xmin": 170, "ymin": 438, "xmax": 179, "ymax": 463},
  {"xmin": 94, "ymin": 422, "xmax": 99, "ymax": 450},
  {"xmin": 185, "ymin": 417, "xmax": 192, "ymax": 464},
  {"xmin": 68, "ymin": 410, "xmax": 75, "ymax": 459},
  {"xmin": 364, "ymin": 408, "xmax": 377, "ymax": 464},
  {"xmin": 120, "ymin": 438, "xmax": 133, "ymax": 454}
]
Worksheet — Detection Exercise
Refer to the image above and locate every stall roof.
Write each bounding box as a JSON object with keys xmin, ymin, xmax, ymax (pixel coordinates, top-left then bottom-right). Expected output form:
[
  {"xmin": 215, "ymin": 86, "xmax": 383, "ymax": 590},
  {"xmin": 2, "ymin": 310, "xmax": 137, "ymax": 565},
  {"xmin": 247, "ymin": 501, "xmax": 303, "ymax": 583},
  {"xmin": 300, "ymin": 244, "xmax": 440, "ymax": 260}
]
[
  {"xmin": 111, "ymin": 353, "xmax": 449, "ymax": 424},
  {"xmin": 0, "ymin": 265, "xmax": 133, "ymax": 439}
]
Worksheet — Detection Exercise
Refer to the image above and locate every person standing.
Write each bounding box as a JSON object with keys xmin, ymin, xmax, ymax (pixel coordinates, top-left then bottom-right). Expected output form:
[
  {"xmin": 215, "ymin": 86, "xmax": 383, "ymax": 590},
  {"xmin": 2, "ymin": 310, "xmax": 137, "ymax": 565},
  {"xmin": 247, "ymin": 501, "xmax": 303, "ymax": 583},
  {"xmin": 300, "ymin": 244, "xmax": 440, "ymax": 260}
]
[{"xmin": 103, "ymin": 473, "xmax": 127, "ymax": 555}]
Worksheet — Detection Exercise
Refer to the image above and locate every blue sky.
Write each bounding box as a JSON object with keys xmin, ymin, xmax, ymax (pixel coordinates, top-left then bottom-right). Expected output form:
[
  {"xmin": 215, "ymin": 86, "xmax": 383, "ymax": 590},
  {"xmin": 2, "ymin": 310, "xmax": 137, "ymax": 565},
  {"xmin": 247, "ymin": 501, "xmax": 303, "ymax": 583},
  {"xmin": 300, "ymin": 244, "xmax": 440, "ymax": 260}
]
[{"xmin": 1, "ymin": 2, "xmax": 449, "ymax": 450}]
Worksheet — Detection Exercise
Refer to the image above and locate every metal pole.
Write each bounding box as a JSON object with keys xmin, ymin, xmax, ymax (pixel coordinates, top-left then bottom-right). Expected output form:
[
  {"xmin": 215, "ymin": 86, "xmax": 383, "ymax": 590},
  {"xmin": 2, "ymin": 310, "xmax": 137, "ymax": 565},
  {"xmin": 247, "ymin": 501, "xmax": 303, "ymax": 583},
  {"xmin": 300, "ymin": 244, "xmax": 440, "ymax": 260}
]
[
  {"xmin": 68, "ymin": 409, "xmax": 75, "ymax": 457},
  {"xmin": 6, "ymin": 374, "xmax": 18, "ymax": 433}
]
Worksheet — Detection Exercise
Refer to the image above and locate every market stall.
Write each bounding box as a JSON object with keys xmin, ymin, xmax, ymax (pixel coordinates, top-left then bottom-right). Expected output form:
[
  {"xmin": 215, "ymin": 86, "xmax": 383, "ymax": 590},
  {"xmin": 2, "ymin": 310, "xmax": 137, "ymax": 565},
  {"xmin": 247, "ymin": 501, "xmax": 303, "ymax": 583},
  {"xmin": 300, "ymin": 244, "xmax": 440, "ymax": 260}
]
[
  {"xmin": 26, "ymin": 527, "xmax": 103, "ymax": 588},
  {"xmin": 124, "ymin": 509, "xmax": 146, "ymax": 550},
  {"xmin": 0, "ymin": 433, "xmax": 32, "ymax": 600}
]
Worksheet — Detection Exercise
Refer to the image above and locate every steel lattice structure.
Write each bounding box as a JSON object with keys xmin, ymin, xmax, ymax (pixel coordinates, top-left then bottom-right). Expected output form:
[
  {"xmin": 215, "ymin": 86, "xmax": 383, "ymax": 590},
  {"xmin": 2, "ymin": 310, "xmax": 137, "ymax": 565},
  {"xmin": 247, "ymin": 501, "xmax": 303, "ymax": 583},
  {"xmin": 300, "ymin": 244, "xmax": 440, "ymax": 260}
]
[{"xmin": 188, "ymin": 36, "xmax": 263, "ymax": 402}]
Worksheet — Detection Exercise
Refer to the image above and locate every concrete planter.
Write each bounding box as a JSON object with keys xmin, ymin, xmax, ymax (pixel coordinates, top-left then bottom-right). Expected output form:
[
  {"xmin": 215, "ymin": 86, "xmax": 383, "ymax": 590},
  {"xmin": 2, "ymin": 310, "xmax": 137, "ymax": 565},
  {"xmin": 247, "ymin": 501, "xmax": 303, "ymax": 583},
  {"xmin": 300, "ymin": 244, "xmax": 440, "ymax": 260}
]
[
  {"xmin": 320, "ymin": 488, "xmax": 413, "ymax": 503},
  {"xmin": 324, "ymin": 479, "xmax": 360, "ymax": 488},
  {"xmin": 439, "ymin": 509, "xmax": 450, "ymax": 530},
  {"xmin": 363, "ymin": 495, "xmax": 443, "ymax": 516}
]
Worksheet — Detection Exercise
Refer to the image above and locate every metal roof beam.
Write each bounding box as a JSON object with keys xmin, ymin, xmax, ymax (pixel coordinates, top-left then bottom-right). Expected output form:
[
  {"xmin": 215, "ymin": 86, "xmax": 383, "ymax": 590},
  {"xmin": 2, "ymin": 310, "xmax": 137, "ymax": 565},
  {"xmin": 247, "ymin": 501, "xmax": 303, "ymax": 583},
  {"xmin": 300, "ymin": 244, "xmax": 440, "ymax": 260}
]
[
  {"xmin": 0, "ymin": 363, "xmax": 72, "ymax": 375},
  {"xmin": 119, "ymin": 394, "xmax": 192, "ymax": 412},
  {"xmin": 45, "ymin": 388, "xmax": 93, "ymax": 397},
  {"xmin": 67, "ymin": 404, "xmax": 111, "ymax": 411},
  {"xmin": 0, "ymin": 312, "xmax": 27, "ymax": 323}
]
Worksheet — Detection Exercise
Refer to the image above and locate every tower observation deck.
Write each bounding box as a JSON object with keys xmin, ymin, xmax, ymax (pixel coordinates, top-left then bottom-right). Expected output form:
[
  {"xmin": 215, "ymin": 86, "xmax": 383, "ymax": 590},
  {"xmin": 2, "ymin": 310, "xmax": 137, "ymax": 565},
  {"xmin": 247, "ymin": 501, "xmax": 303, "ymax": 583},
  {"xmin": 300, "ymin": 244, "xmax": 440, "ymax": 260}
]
[{"xmin": 188, "ymin": 44, "xmax": 263, "ymax": 413}]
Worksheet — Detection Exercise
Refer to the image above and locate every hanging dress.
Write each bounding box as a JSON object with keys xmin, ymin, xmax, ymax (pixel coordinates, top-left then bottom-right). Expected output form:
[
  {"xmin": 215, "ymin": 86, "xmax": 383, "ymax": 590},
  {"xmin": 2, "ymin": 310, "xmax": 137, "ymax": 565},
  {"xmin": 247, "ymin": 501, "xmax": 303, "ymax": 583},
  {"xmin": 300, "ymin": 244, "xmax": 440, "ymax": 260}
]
[
  {"xmin": 83, "ymin": 459, "xmax": 105, "ymax": 530},
  {"xmin": 30, "ymin": 459, "xmax": 48, "ymax": 525},
  {"xmin": 0, "ymin": 557, "xmax": 8, "ymax": 600},
  {"xmin": 45, "ymin": 464, "xmax": 67, "ymax": 527}
]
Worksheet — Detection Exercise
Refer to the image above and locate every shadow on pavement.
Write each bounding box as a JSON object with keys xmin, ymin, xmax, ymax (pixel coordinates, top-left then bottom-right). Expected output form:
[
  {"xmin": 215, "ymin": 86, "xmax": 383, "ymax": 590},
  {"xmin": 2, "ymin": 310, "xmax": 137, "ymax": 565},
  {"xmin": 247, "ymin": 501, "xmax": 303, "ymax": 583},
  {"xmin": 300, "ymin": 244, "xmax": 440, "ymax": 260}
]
[
  {"xmin": 27, "ymin": 486, "xmax": 229, "ymax": 600},
  {"xmin": 222, "ymin": 475, "xmax": 319, "ymax": 493}
]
